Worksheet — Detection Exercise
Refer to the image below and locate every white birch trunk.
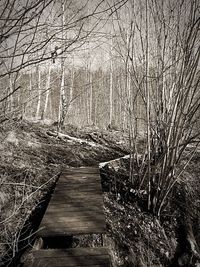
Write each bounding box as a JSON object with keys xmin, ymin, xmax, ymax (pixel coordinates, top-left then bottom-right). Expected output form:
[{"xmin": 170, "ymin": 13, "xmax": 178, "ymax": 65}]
[
  {"xmin": 109, "ymin": 34, "xmax": 113, "ymax": 126},
  {"xmin": 89, "ymin": 71, "xmax": 93, "ymax": 124},
  {"xmin": 36, "ymin": 67, "xmax": 41, "ymax": 119},
  {"xmin": 42, "ymin": 63, "xmax": 51, "ymax": 120},
  {"xmin": 68, "ymin": 55, "xmax": 74, "ymax": 116},
  {"xmin": 8, "ymin": 77, "xmax": 13, "ymax": 112},
  {"xmin": 58, "ymin": 65, "xmax": 66, "ymax": 125}
]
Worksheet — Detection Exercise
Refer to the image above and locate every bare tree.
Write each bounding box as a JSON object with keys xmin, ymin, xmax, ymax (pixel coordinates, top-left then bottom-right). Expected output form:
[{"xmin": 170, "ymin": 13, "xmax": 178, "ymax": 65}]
[
  {"xmin": 111, "ymin": 0, "xmax": 200, "ymax": 216},
  {"xmin": 0, "ymin": 0, "xmax": 128, "ymax": 119}
]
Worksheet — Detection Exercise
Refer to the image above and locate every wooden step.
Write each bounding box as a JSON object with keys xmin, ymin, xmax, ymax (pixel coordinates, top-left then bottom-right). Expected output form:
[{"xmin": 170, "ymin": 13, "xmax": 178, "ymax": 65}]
[{"xmin": 24, "ymin": 247, "xmax": 111, "ymax": 267}]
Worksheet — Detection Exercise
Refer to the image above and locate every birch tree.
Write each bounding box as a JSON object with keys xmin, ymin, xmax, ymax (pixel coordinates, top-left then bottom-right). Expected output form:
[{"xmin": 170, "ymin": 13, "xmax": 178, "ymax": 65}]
[
  {"xmin": 112, "ymin": 0, "xmax": 200, "ymax": 217},
  {"xmin": 35, "ymin": 66, "xmax": 41, "ymax": 119}
]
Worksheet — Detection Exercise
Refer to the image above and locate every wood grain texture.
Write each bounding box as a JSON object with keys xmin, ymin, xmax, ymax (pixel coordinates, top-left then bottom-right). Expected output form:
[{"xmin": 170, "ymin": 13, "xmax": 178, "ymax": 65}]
[
  {"xmin": 25, "ymin": 248, "xmax": 111, "ymax": 267},
  {"xmin": 38, "ymin": 167, "xmax": 106, "ymax": 237},
  {"xmin": 26, "ymin": 168, "xmax": 111, "ymax": 267}
]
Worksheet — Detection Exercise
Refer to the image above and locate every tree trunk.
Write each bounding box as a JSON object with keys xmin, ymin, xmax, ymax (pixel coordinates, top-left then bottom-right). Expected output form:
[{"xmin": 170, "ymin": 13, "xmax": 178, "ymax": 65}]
[
  {"xmin": 109, "ymin": 33, "xmax": 113, "ymax": 127},
  {"xmin": 41, "ymin": 63, "xmax": 51, "ymax": 120},
  {"xmin": 35, "ymin": 67, "xmax": 41, "ymax": 119},
  {"xmin": 58, "ymin": 63, "xmax": 66, "ymax": 127}
]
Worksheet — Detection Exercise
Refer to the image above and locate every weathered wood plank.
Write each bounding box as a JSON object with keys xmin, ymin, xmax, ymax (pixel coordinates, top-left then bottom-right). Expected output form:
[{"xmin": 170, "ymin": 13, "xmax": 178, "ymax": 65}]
[
  {"xmin": 61, "ymin": 173, "xmax": 100, "ymax": 178},
  {"xmin": 41, "ymin": 215, "xmax": 105, "ymax": 224},
  {"xmin": 45, "ymin": 210, "xmax": 104, "ymax": 216},
  {"xmin": 59, "ymin": 175, "xmax": 100, "ymax": 180},
  {"xmin": 54, "ymin": 186, "xmax": 101, "ymax": 191},
  {"xmin": 63, "ymin": 168, "xmax": 99, "ymax": 174},
  {"xmin": 46, "ymin": 203, "xmax": 103, "ymax": 209},
  {"xmin": 44, "ymin": 213, "xmax": 104, "ymax": 219},
  {"xmin": 32, "ymin": 247, "xmax": 109, "ymax": 257},
  {"xmin": 58, "ymin": 181, "xmax": 101, "ymax": 186},
  {"xmin": 33, "ymin": 256, "xmax": 110, "ymax": 266},
  {"xmin": 50, "ymin": 191, "xmax": 102, "ymax": 197},
  {"xmin": 38, "ymin": 167, "xmax": 106, "ymax": 237},
  {"xmin": 50, "ymin": 198, "xmax": 102, "ymax": 203},
  {"xmin": 57, "ymin": 182, "xmax": 100, "ymax": 188},
  {"xmin": 54, "ymin": 188, "xmax": 102, "ymax": 194},
  {"xmin": 26, "ymin": 248, "xmax": 110, "ymax": 267},
  {"xmin": 46, "ymin": 206, "xmax": 102, "ymax": 213},
  {"xmin": 41, "ymin": 220, "xmax": 106, "ymax": 229},
  {"xmin": 39, "ymin": 226, "xmax": 106, "ymax": 236},
  {"xmin": 55, "ymin": 182, "xmax": 101, "ymax": 188},
  {"xmin": 58, "ymin": 181, "xmax": 100, "ymax": 186},
  {"xmin": 50, "ymin": 199, "xmax": 103, "ymax": 205},
  {"xmin": 34, "ymin": 264, "xmax": 109, "ymax": 267}
]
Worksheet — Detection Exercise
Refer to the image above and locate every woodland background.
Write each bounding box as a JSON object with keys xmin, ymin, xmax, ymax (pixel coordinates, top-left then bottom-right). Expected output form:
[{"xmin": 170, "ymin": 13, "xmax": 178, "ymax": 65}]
[{"xmin": 0, "ymin": 0, "xmax": 199, "ymax": 266}]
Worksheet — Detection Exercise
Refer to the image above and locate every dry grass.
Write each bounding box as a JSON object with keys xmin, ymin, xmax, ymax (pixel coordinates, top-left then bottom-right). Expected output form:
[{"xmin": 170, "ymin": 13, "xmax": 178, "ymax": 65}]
[{"xmin": 0, "ymin": 118, "xmax": 129, "ymax": 265}]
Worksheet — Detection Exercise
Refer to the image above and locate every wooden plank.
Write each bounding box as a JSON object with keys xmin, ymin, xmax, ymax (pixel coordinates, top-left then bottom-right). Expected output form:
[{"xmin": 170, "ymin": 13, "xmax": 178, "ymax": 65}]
[
  {"xmin": 35, "ymin": 264, "xmax": 109, "ymax": 267},
  {"xmin": 63, "ymin": 168, "xmax": 99, "ymax": 174},
  {"xmin": 41, "ymin": 220, "xmax": 105, "ymax": 228},
  {"xmin": 41, "ymin": 212, "xmax": 105, "ymax": 220},
  {"xmin": 46, "ymin": 255, "xmax": 109, "ymax": 261},
  {"xmin": 57, "ymin": 179, "xmax": 100, "ymax": 186},
  {"xmin": 54, "ymin": 187, "xmax": 101, "ymax": 192},
  {"xmin": 54, "ymin": 188, "xmax": 102, "ymax": 194},
  {"xmin": 29, "ymin": 261, "xmax": 110, "ymax": 267},
  {"xmin": 58, "ymin": 176, "xmax": 100, "ymax": 182},
  {"xmin": 59, "ymin": 174, "xmax": 100, "ymax": 179},
  {"xmin": 54, "ymin": 188, "xmax": 102, "ymax": 193},
  {"xmin": 33, "ymin": 261, "xmax": 110, "ymax": 267},
  {"xmin": 57, "ymin": 181, "xmax": 100, "ymax": 187},
  {"xmin": 28, "ymin": 248, "xmax": 111, "ymax": 267},
  {"xmin": 45, "ymin": 203, "xmax": 103, "ymax": 209},
  {"xmin": 33, "ymin": 256, "xmax": 110, "ymax": 266},
  {"xmin": 41, "ymin": 215, "xmax": 105, "ymax": 224},
  {"xmin": 34, "ymin": 263, "xmax": 109, "ymax": 267},
  {"xmin": 50, "ymin": 198, "xmax": 103, "ymax": 203},
  {"xmin": 50, "ymin": 200, "xmax": 103, "ymax": 205},
  {"xmin": 45, "ymin": 210, "xmax": 105, "ymax": 216},
  {"xmin": 50, "ymin": 193, "xmax": 103, "ymax": 200},
  {"xmin": 55, "ymin": 182, "xmax": 101, "ymax": 188},
  {"xmin": 45, "ymin": 210, "xmax": 104, "ymax": 216},
  {"xmin": 52, "ymin": 193, "xmax": 102, "ymax": 199},
  {"xmin": 63, "ymin": 173, "xmax": 100, "ymax": 177},
  {"xmin": 61, "ymin": 173, "xmax": 100, "ymax": 178},
  {"xmin": 38, "ymin": 226, "xmax": 106, "ymax": 236},
  {"xmin": 46, "ymin": 203, "xmax": 103, "ymax": 213},
  {"xmin": 46, "ymin": 204, "xmax": 103, "ymax": 211},
  {"xmin": 48, "ymin": 202, "xmax": 102, "ymax": 207},
  {"xmin": 32, "ymin": 247, "xmax": 109, "ymax": 257},
  {"xmin": 52, "ymin": 190, "xmax": 103, "ymax": 199}
]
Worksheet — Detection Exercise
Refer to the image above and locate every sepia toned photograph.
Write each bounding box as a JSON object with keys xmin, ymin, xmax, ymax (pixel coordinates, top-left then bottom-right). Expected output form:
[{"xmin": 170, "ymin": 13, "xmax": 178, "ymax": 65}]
[{"xmin": 0, "ymin": 0, "xmax": 199, "ymax": 266}]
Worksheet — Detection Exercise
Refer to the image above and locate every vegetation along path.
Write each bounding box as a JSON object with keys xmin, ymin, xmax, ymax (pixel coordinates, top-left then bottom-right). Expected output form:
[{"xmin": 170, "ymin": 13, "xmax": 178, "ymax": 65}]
[{"xmin": 24, "ymin": 167, "xmax": 111, "ymax": 267}]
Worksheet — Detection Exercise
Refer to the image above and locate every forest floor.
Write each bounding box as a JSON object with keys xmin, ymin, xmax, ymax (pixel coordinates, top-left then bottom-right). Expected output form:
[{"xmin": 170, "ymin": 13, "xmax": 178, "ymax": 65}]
[{"xmin": 0, "ymin": 118, "xmax": 199, "ymax": 267}]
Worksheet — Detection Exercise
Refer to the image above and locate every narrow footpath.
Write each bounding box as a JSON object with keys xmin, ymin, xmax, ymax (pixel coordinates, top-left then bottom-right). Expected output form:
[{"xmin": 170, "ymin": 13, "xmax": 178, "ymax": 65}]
[{"xmin": 24, "ymin": 167, "xmax": 111, "ymax": 267}]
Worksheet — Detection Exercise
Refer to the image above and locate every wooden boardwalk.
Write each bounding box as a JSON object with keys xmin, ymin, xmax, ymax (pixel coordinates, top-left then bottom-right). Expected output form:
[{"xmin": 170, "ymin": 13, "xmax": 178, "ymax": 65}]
[
  {"xmin": 25, "ymin": 167, "xmax": 111, "ymax": 267},
  {"xmin": 38, "ymin": 167, "xmax": 106, "ymax": 237}
]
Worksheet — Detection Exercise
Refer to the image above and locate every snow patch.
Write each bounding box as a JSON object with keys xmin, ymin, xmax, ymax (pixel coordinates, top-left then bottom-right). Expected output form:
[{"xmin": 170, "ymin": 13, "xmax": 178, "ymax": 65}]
[
  {"xmin": 6, "ymin": 131, "xmax": 19, "ymax": 145},
  {"xmin": 27, "ymin": 141, "xmax": 41, "ymax": 148},
  {"xmin": 0, "ymin": 192, "xmax": 9, "ymax": 212},
  {"xmin": 57, "ymin": 132, "xmax": 98, "ymax": 147},
  {"xmin": 99, "ymin": 154, "xmax": 130, "ymax": 168}
]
